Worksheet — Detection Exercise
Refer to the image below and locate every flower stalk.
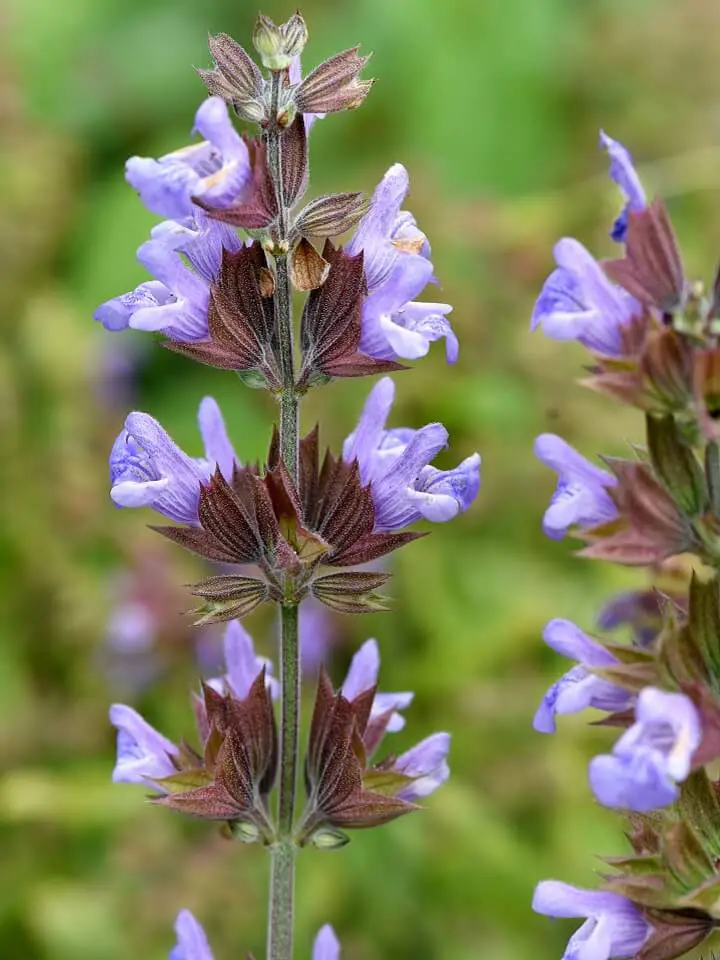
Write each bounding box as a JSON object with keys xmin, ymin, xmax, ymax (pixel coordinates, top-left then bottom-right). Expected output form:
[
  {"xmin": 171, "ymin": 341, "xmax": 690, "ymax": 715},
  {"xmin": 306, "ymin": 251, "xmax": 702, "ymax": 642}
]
[{"xmin": 98, "ymin": 10, "xmax": 480, "ymax": 960}]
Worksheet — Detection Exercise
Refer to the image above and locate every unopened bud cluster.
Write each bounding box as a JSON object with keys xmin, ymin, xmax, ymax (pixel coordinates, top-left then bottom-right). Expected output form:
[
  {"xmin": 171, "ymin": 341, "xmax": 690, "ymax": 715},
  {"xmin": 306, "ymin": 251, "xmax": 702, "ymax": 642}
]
[{"xmin": 532, "ymin": 134, "xmax": 720, "ymax": 960}]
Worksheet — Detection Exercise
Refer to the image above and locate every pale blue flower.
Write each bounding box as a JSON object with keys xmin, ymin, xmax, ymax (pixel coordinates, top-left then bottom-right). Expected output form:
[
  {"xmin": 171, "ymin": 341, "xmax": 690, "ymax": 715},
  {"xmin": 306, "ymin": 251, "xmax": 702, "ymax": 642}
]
[
  {"xmin": 589, "ymin": 687, "xmax": 701, "ymax": 812},
  {"xmin": 600, "ymin": 130, "xmax": 647, "ymax": 243},
  {"xmin": 109, "ymin": 396, "xmax": 237, "ymax": 523},
  {"xmin": 531, "ymin": 238, "xmax": 639, "ymax": 356},
  {"xmin": 533, "ymin": 881, "xmax": 651, "ymax": 960},
  {"xmin": 344, "ymin": 378, "xmax": 480, "ymax": 531},
  {"xmin": 347, "ymin": 165, "xmax": 457, "ymax": 363},
  {"xmin": 535, "ymin": 434, "xmax": 617, "ymax": 540},
  {"xmin": 534, "ymin": 619, "xmax": 633, "ymax": 734}
]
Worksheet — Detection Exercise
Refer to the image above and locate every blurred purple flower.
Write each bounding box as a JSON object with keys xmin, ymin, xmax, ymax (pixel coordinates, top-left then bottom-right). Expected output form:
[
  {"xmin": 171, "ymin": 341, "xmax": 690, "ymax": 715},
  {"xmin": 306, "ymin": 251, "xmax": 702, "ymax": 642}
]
[
  {"xmin": 169, "ymin": 912, "xmax": 339, "ymax": 959},
  {"xmin": 530, "ymin": 238, "xmax": 639, "ymax": 356},
  {"xmin": 312, "ymin": 925, "xmax": 341, "ymax": 960},
  {"xmin": 589, "ymin": 687, "xmax": 701, "ymax": 812},
  {"xmin": 534, "ymin": 434, "xmax": 617, "ymax": 540},
  {"xmin": 597, "ymin": 589, "xmax": 666, "ymax": 647},
  {"xmin": 347, "ymin": 164, "xmax": 457, "ymax": 363},
  {"xmin": 343, "ymin": 377, "xmax": 480, "ymax": 531},
  {"xmin": 299, "ymin": 597, "xmax": 336, "ymax": 674},
  {"xmin": 534, "ymin": 619, "xmax": 633, "ymax": 734},
  {"xmin": 109, "ymin": 396, "xmax": 237, "ymax": 523},
  {"xmin": 533, "ymin": 881, "xmax": 651, "ymax": 960},
  {"xmin": 600, "ymin": 131, "xmax": 647, "ymax": 243},
  {"xmin": 170, "ymin": 910, "xmax": 214, "ymax": 960}
]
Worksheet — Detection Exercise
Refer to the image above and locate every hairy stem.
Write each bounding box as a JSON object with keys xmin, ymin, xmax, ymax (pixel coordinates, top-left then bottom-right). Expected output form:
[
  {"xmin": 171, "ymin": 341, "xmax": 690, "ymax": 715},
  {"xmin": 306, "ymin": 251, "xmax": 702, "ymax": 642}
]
[
  {"xmin": 267, "ymin": 838, "xmax": 295, "ymax": 960},
  {"xmin": 276, "ymin": 256, "xmax": 299, "ymax": 481},
  {"xmin": 267, "ymin": 69, "xmax": 301, "ymax": 960},
  {"xmin": 278, "ymin": 602, "xmax": 300, "ymax": 836}
]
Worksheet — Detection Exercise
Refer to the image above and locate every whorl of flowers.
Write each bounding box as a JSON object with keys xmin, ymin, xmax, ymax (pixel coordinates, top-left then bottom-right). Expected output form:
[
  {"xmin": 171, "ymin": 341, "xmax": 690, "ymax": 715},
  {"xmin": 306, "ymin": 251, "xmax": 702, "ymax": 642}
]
[
  {"xmin": 96, "ymin": 12, "xmax": 478, "ymax": 959},
  {"xmin": 532, "ymin": 133, "xmax": 720, "ymax": 960}
]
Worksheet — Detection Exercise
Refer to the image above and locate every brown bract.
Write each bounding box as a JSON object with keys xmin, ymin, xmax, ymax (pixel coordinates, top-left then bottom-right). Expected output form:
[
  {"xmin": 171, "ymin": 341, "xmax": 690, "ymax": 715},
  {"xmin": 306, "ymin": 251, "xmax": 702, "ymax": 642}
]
[
  {"xmin": 194, "ymin": 117, "xmax": 308, "ymax": 230},
  {"xmin": 636, "ymin": 909, "xmax": 714, "ymax": 960},
  {"xmin": 150, "ymin": 429, "xmax": 421, "ymax": 615},
  {"xmin": 604, "ymin": 201, "xmax": 686, "ymax": 314},
  {"xmin": 293, "ymin": 47, "xmax": 374, "ymax": 114},
  {"xmin": 165, "ymin": 244, "xmax": 281, "ymax": 388},
  {"xmin": 298, "ymin": 241, "xmax": 405, "ymax": 387},
  {"xmin": 296, "ymin": 426, "xmax": 423, "ymax": 568},
  {"xmin": 154, "ymin": 669, "xmax": 277, "ymax": 837},
  {"xmin": 581, "ymin": 459, "xmax": 695, "ymax": 566},
  {"xmin": 298, "ymin": 669, "xmax": 416, "ymax": 841},
  {"xmin": 293, "ymin": 192, "xmax": 367, "ymax": 239}
]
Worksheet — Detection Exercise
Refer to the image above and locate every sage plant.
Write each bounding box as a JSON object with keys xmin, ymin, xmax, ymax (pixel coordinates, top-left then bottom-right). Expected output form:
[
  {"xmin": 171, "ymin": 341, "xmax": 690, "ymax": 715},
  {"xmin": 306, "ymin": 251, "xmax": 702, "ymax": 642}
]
[
  {"xmin": 532, "ymin": 133, "xmax": 720, "ymax": 959},
  {"xmin": 95, "ymin": 13, "xmax": 479, "ymax": 958}
]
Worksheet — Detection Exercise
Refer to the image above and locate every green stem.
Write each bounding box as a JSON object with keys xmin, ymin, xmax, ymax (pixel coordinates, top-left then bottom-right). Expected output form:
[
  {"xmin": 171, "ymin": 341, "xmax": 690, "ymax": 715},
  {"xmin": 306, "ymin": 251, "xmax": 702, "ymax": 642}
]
[
  {"xmin": 267, "ymin": 839, "xmax": 295, "ymax": 960},
  {"xmin": 278, "ymin": 603, "xmax": 300, "ymax": 836},
  {"xmin": 266, "ymin": 69, "xmax": 301, "ymax": 960}
]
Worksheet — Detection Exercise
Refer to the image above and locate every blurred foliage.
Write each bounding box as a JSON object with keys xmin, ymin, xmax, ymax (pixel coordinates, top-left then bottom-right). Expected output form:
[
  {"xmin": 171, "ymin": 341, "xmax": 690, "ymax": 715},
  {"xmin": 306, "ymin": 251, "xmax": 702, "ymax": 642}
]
[{"xmin": 3, "ymin": 0, "xmax": 720, "ymax": 957}]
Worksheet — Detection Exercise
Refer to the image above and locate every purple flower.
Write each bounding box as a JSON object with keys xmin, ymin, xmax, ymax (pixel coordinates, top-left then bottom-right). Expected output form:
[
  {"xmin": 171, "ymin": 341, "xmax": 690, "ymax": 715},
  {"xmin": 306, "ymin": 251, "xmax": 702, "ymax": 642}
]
[
  {"xmin": 126, "ymin": 97, "xmax": 250, "ymax": 221},
  {"xmin": 94, "ymin": 217, "xmax": 241, "ymax": 340},
  {"xmin": 95, "ymin": 97, "xmax": 247, "ymax": 339},
  {"xmin": 533, "ymin": 881, "xmax": 651, "ymax": 960},
  {"xmin": 300, "ymin": 597, "xmax": 336, "ymax": 674},
  {"xmin": 341, "ymin": 639, "xmax": 450, "ymax": 800},
  {"xmin": 343, "ymin": 377, "xmax": 480, "ymax": 531},
  {"xmin": 393, "ymin": 732, "xmax": 450, "ymax": 802},
  {"xmin": 346, "ymin": 164, "xmax": 458, "ymax": 364},
  {"xmin": 530, "ymin": 238, "xmax": 639, "ymax": 356},
  {"xmin": 109, "ymin": 396, "xmax": 237, "ymax": 523},
  {"xmin": 589, "ymin": 687, "xmax": 701, "ymax": 812},
  {"xmin": 534, "ymin": 619, "xmax": 633, "ymax": 734},
  {"xmin": 600, "ymin": 131, "xmax": 647, "ymax": 243},
  {"xmin": 597, "ymin": 590, "xmax": 665, "ymax": 647},
  {"xmin": 313, "ymin": 925, "xmax": 341, "ymax": 960},
  {"xmin": 342, "ymin": 638, "xmax": 413, "ymax": 735},
  {"xmin": 109, "ymin": 704, "xmax": 178, "ymax": 784},
  {"xmin": 111, "ymin": 618, "xmax": 273, "ymax": 786},
  {"xmin": 207, "ymin": 620, "xmax": 279, "ymax": 700},
  {"xmin": 169, "ymin": 913, "xmax": 338, "ymax": 960},
  {"xmin": 534, "ymin": 434, "xmax": 617, "ymax": 540},
  {"xmin": 170, "ymin": 911, "xmax": 214, "ymax": 960}
]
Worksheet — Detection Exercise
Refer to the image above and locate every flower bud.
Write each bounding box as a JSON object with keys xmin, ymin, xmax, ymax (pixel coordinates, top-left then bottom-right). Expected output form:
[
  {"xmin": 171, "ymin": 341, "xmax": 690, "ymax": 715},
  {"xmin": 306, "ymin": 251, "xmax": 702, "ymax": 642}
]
[{"xmin": 253, "ymin": 13, "xmax": 308, "ymax": 71}]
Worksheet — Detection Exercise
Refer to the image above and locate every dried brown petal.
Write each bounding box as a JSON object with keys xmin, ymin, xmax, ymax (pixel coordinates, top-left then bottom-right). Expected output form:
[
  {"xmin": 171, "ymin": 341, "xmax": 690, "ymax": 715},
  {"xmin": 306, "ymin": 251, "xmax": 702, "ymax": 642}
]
[{"xmin": 291, "ymin": 238, "xmax": 330, "ymax": 291}]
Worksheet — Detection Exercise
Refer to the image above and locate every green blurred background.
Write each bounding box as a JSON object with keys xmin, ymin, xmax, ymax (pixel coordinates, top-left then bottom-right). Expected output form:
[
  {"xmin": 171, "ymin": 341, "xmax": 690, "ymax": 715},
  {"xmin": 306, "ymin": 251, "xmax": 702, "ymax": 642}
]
[{"xmin": 3, "ymin": 0, "xmax": 720, "ymax": 956}]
